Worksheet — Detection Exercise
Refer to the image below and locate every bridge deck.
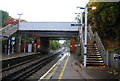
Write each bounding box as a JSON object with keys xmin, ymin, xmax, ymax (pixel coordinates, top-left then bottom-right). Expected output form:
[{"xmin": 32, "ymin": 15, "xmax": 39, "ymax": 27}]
[{"xmin": 19, "ymin": 22, "xmax": 79, "ymax": 31}]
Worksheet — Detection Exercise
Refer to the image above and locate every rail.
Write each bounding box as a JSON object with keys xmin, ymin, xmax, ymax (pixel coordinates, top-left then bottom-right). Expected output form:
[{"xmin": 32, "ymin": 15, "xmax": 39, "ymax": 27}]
[
  {"xmin": 2, "ymin": 48, "xmax": 64, "ymax": 81},
  {"xmin": 79, "ymin": 27, "xmax": 84, "ymax": 56},
  {"xmin": 87, "ymin": 26, "xmax": 107, "ymax": 63},
  {"xmin": 94, "ymin": 32, "xmax": 107, "ymax": 62},
  {"xmin": 88, "ymin": 25, "xmax": 94, "ymax": 42}
]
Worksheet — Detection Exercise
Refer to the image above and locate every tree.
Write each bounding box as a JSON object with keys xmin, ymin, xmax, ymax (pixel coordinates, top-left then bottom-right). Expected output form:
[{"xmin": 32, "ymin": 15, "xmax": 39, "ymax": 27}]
[
  {"xmin": 0, "ymin": 10, "xmax": 11, "ymax": 27},
  {"xmin": 50, "ymin": 40, "xmax": 62, "ymax": 50},
  {"xmin": 4, "ymin": 18, "xmax": 19, "ymax": 25},
  {"xmin": 87, "ymin": 2, "xmax": 120, "ymax": 42}
]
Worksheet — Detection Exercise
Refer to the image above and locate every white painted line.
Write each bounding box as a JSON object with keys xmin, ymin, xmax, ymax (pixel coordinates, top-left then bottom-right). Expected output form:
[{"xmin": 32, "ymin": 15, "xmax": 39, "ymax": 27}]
[{"xmin": 38, "ymin": 52, "xmax": 69, "ymax": 81}]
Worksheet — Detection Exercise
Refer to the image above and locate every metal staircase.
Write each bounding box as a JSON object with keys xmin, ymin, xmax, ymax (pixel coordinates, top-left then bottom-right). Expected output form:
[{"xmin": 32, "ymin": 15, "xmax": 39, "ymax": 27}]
[
  {"xmin": 86, "ymin": 42, "xmax": 105, "ymax": 66},
  {"xmin": 80, "ymin": 26, "xmax": 105, "ymax": 66},
  {"xmin": 0, "ymin": 24, "xmax": 18, "ymax": 38}
]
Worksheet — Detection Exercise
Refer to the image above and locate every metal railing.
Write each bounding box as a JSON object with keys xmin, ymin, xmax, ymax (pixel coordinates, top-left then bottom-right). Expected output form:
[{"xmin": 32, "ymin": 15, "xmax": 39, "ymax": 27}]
[
  {"xmin": 94, "ymin": 32, "xmax": 107, "ymax": 63},
  {"xmin": 87, "ymin": 26, "xmax": 107, "ymax": 63},
  {"xmin": 78, "ymin": 27, "xmax": 84, "ymax": 56},
  {"xmin": 2, "ymin": 24, "xmax": 19, "ymax": 37},
  {"xmin": 88, "ymin": 25, "xmax": 94, "ymax": 42}
]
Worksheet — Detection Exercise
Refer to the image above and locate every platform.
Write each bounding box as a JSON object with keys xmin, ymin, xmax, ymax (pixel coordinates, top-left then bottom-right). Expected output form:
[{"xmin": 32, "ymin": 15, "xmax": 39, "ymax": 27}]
[
  {"xmin": 0, "ymin": 52, "xmax": 38, "ymax": 61},
  {"xmin": 40, "ymin": 52, "xmax": 119, "ymax": 81}
]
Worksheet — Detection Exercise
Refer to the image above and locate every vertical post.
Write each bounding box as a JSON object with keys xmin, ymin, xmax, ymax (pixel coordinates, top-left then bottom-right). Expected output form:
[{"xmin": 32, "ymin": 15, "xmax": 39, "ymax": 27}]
[
  {"xmin": 80, "ymin": 12, "xmax": 83, "ymax": 41},
  {"xmin": 34, "ymin": 44, "xmax": 36, "ymax": 52},
  {"xmin": 84, "ymin": 7, "xmax": 88, "ymax": 67},
  {"xmin": 24, "ymin": 34, "xmax": 26, "ymax": 53},
  {"xmin": 106, "ymin": 51, "xmax": 109, "ymax": 66},
  {"xmin": 18, "ymin": 35, "xmax": 21, "ymax": 53},
  {"xmin": 8, "ymin": 40, "xmax": 10, "ymax": 55},
  {"xmin": 11, "ymin": 44, "xmax": 14, "ymax": 54}
]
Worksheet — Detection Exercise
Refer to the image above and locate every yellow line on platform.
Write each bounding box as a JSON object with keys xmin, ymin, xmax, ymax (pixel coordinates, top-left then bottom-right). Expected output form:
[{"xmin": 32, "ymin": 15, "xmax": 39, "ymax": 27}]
[{"xmin": 58, "ymin": 55, "xmax": 69, "ymax": 79}]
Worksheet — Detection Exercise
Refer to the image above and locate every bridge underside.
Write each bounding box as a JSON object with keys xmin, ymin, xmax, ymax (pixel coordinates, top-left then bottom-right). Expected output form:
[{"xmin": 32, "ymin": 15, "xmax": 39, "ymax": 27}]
[{"xmin": 18, "ymin": 31, "xmax": 78, "ymax": 40}]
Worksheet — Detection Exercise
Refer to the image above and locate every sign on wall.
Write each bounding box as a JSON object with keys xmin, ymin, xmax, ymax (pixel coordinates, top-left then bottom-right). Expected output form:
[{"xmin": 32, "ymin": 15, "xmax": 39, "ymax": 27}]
[{"xmin": 114, "ymin": 54, "xmax": 120, "ymax": 61}]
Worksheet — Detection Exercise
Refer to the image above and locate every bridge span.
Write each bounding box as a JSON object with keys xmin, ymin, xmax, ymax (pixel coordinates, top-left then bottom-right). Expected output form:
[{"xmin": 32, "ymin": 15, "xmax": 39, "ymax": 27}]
[{"xmin": 19, "ymin": 22, "xmax": 79, "ymax": 31}]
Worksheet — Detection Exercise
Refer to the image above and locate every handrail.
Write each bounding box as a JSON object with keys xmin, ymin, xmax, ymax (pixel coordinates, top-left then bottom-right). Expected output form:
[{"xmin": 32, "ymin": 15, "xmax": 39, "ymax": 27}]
[
  {"xmin": 94, "ymin": 32, "xmax": 107, "ymax": 63},
  {"xmin": 2, "ymin": 24, "xmax": 18, "ymax": 37},
  {"xmin": 88, "ymin": 25, "xmax": 94, "ymax": 42},
  {"xmin": 87, "ymin": 26, "xmax": 107, "ymax": 63},
  {"xmin": 94, "ymin": 32, "xmax": 105, "ymax": 50},
  {"xmin": 79, "ymin": 27, "xmax": 84, "ymax": 56}
]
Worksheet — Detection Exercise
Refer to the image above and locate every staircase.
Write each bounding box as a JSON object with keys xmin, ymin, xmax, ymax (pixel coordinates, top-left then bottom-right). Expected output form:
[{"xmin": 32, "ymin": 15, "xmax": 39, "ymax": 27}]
[
  {"xmin": 80, "ymin": 25, "xmax": 105, "ymax": 66},
  {"xmin": 0, "ymin": 24, "xmax": 18, "ymax": 38},
  {"xmin": 86, "ymin": 42, "xmax": 105, "ymax": 66}
]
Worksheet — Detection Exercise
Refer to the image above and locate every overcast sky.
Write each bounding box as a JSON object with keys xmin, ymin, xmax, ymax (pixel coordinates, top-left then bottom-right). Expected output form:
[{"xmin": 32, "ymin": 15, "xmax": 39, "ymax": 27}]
[{"xmin": 0, "ymin": 0, "xmax": 89, "ymax": 22}]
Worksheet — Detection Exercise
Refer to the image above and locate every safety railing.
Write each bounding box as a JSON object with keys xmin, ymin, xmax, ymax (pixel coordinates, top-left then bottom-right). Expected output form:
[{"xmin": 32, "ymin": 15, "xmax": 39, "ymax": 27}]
[
  {"xmin": 2, "ymin": 24, "xmax": 19, "ymax": 37},
  {"xmin": 88, "ymin": 25, "xmax": 94, "ymax": 42},
  {"xmin": 94, "ymin": 32, "xmax": 107, "ymax": 62},
  {"xmin": 78, "ymin": 27, "xmax": 84, "ymax": 56},
  {"xmin": 87, "ymin": 26, "xmax": 108, "ymax": 63}
]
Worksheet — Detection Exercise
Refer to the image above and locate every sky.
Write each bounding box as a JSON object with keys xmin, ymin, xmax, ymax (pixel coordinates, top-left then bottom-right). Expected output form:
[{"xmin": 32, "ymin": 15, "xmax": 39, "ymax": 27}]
[{"xmin": 0, "ymin": 0, "xmax": 89, "ymax": 22}]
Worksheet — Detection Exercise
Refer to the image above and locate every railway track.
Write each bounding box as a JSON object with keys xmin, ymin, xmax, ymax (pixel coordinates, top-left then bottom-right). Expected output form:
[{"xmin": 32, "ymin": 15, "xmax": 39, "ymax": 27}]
[{"xmin": 2, "ymin": 48, "xmax": 64, "ymax": 81}]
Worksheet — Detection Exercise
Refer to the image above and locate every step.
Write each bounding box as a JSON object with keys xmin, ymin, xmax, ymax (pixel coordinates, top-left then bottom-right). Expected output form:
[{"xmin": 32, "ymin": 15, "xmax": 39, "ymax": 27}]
[
  {"xmin": 87, "ymin": 59, "xmax": 103, "ymax": 61},
  {"xmin": 86, "ymin": 63, "xmax": 105, "ymax": 66},
  {"xmin": 88, "ymin": 47, "xmax": 98, "ymax": 49},
  {"xmin": 87, "ymin": 60, "xmax": 103, "ymax": 63},
  {"xmin": 81, "ymin": 58, "xmax": 103, "ymax": 62},
  {"xmin": 87, "ymin": 52, "xmax": 100, "ymax": 54},
  {"xmin": 87, "ymin": 58, "xmax": 102, "ymax": 60},
  {"xmin": 87, "ymin": 54, "xmax": 101, "ymax": 56},
  {"xmin": 87, "ymin": 42, "xmax": 94, "ymax": 44},
  {"xmin": 88, "ymin": 45, "xmax": 98, "ymax": 48},
  {"xmin": 87, "ymin": 56, "xmax": 102, "ymax": 58},
  {"xmin": 87, "ymin": 51, "xmax": 99, "ymax": 53}
]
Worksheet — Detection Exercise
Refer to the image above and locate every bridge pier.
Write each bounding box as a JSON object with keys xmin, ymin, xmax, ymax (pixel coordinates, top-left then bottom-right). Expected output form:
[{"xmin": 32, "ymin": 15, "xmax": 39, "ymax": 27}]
[
  {"xmin": 39, "ymin": 37, "xmax": 50, "ymax": 54},
  {"xmin": 16, "ymin": 34, "xmax": 22, "ymax": 54}
]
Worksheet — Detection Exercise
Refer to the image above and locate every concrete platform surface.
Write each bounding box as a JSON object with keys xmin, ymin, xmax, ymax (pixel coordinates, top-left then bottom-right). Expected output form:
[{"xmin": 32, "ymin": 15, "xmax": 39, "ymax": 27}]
[{"xmin": 51, "ymin": 53, "xmax": 119, "ymax": 81}]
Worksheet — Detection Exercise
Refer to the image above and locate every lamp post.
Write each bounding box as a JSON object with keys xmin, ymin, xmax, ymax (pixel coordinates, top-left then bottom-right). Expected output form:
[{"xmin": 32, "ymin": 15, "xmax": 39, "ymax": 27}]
[
  {"xmin": 18, "ymin": 13, "xmax": 23, "ymax": 23},
  {"xmin": 17, "ymin": 13, "xmax": 23, "ymax": 53},
  {"xmin": 77, "ymin": 6, "xmax": 96, "ymax": 67}
]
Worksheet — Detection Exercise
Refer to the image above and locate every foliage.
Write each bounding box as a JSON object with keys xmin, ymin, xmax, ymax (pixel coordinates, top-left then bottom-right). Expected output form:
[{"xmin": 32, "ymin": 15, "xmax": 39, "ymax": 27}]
[
  {"xmin": 87, "ymin": 2, "xmax": 120, "ymax": 43},
  {"xmin": 114, "ymin": 48, "xmax": 120, "ymax": 54},
  {"xmin": 0, "ymin": 10, "xmax": 12, "ymax": 27},
  {"xmin": 4, "ymin": 18, "xmax": 19, "ymax": 25},
  {"xmin": 63, "ymin": 40, "xmax": 70, "ymax": 47},
  {"xmin": 50, "ymin": 40, "xmax": 62, "ymax": 50}
]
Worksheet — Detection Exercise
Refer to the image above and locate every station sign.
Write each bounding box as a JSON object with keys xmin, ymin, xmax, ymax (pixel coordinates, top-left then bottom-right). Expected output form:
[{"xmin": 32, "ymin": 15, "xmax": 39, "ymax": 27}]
[
  {"xmin": 71, "ymin": 24, "xmax": 82, "ymax": 26},
  {"xmin": 0, "ymin": 35, "xmax": 8, "ymax": 39},
  {"xmin": 114, "ymin": 54, "xmax": 120, "ymax": 61}
]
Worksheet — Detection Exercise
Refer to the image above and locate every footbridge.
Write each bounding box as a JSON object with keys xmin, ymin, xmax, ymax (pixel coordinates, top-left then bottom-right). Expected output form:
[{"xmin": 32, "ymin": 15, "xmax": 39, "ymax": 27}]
[
  {"xmin": 18, "ymin": 22, "xmax": 79, "ymax": 39},
  {"xmin": 1, "ymin": 22, "xmax": 80, "ymax": 39},
  {"xmin": 1, "ymin": 22, "xmax": 80, "ymax": 54}
]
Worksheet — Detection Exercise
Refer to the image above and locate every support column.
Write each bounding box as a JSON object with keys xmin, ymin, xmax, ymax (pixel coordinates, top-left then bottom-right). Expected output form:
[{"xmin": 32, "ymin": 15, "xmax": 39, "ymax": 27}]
[
  {"xmin": 16, "ymin": 34, "xmax": 22, "ymax": 54},
  {"xmin": 24, "ymin": 34, "xmax": 26, "ymax": 53},
  {"xmin": 19, "ymin": 35, "xmax": 21, "ymax": 53},
  {"xmin": 8, "ymin": 39, "xmax": 10, "ymax": 55},
  {"xmin": 40, "ymin": 37, "xmax": 50, "ymax": 54}
]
